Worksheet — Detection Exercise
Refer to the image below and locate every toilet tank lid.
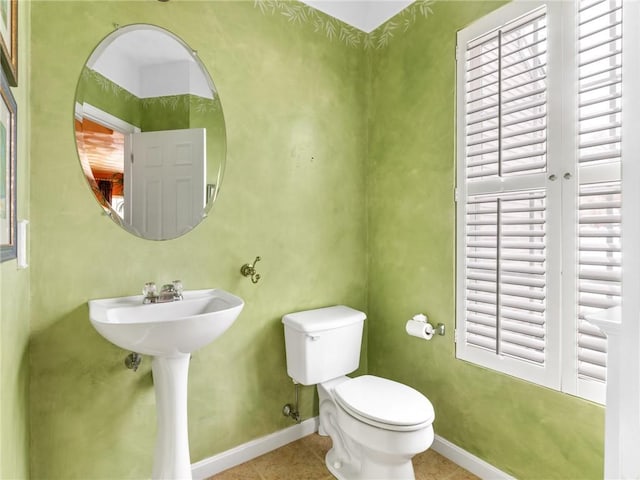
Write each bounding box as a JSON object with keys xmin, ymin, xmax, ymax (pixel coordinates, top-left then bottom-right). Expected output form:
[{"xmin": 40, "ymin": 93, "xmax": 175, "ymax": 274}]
[{"xmin": 282, "ymin": 306, "xmax": 366, "ymax": 333}]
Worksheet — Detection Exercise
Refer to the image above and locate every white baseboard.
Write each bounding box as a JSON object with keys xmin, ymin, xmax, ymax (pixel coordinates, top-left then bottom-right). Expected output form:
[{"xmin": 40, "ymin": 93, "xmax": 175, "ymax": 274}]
[
  {"xmin": 191, "ymin": 418, "xmax": 513, "ymax": 480},
  {"xmin": 432, "ymin": 435, "xmax": 515, "ymax": 480},
  {"xmin": 191, "ymin": 417, "xmax": 319, "ymax": 480}
]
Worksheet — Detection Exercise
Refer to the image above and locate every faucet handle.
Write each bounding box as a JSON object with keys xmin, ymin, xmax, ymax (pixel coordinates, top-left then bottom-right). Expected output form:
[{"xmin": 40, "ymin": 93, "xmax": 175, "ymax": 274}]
[
  {"xmin": 172, "ymin": 280, "xmax": 183, "ymax": 296},
  {"xmin": 143, "ymin": 282, "xmax": 157, "ymax": 297},
  {"xmin": 142, "ymin": 282, "xmax": 159, "ymax": 304}
]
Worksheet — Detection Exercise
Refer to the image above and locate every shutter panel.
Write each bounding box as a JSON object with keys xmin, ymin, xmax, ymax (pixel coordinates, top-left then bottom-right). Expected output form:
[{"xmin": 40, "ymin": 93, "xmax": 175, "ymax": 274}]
[
  {"xmin": 576, "ymin": 0, "xmax": 623, "ymax": 394},
  {"xmin": 465, "ymin": 191, "xmax": 547, "ymax": 365},
  {"xmin": 465, "ymin": 7, "xmax": 547, "ymax": 181},
  {"xmin": 578, "ymin": 0, "xmax": 622, "ymax": 167},
  {"xmin": 577, "ymin": 183, "xmax": 620, "ymax": 384}
]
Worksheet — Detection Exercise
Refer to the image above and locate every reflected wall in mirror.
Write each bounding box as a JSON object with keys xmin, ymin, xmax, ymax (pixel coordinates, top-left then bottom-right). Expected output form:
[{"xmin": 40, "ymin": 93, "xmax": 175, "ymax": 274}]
[{"xmin": 74, "ymin": 24, "xmax": 226, "ymax": 240}]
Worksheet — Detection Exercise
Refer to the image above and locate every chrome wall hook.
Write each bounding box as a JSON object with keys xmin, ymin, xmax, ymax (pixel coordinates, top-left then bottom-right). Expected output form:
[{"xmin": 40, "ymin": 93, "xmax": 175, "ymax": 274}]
[{"xmin": 240, "ymin": 256, "xmax": 262, "ymax": 284}]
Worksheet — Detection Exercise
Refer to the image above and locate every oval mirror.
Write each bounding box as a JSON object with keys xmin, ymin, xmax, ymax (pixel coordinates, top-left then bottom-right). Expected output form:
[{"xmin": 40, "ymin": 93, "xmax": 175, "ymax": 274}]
[{"xmin": 74, "ymin": 24, "xmax": 226, "ymax": 240}]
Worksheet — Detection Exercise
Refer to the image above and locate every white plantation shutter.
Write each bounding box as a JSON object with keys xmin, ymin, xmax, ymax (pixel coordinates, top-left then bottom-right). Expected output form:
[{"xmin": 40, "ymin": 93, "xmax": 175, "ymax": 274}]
[
  {"xmin": 457, "ymin": 0, "xmax": 628, "ymax": 402},
  {"xmin": 457, "ymin": 3, "xmax": 560, "ymax": 387},
  {"xmin": 573, "ymin": 0, "xmax": 622, "ymax": 402}
]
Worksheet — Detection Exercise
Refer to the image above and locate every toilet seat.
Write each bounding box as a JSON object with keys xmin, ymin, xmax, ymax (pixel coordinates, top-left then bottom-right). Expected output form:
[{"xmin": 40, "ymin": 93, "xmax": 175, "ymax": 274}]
[{"xmin": 334, "ymin": 375, "xmax": 434, "ymax": 432}]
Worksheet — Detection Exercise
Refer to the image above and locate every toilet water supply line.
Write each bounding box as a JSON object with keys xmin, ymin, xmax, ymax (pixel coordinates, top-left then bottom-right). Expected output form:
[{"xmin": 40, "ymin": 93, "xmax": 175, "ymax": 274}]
[
  {"xmin": 125, "ymin": 352, "xmax": 142, "ymax": 371},
  {"xmin": 282, "ymin": 382, "xmax": 301, "ymax": 423}
]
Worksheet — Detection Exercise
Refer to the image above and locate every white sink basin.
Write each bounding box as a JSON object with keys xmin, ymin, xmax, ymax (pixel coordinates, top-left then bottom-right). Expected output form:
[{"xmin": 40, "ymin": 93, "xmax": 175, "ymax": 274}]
[{"xmin": 88, "ymin": 289, "xmax": 244, "ymax": 357}]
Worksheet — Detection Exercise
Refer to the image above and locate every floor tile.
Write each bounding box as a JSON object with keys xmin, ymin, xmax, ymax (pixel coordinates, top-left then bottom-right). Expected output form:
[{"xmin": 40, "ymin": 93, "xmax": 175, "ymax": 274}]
[
  {"xmin": 209, "ymin": 433, "xmax": 479, "ymax": 480},
  {"xmin": 209, "ymin": 461, "xmax": 262, "ymax": 480},
  {"xmin": 249, "ymin": 439, "xmax": 328, "ymax": 480},
  {"xmin": 296, "ymin": 432, "xmax": 332, "ymax": 462},
  {"xmin": 413, "ymin": 449, "xmax": 476, "ymax": 480}
]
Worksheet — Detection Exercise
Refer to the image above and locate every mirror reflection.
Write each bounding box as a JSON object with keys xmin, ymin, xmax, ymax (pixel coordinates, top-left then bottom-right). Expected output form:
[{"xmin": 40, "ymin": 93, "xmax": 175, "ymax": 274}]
[{"xmin": 74, "ymin": 24, "xmax": 226, "ymax": 240}]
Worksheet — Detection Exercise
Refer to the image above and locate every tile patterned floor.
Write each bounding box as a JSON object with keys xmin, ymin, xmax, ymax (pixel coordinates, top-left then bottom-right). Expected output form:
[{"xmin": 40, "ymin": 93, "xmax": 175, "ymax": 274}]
[{"xmin": 209, "ymin": 433, "xmax": 479, "ymax": 480}]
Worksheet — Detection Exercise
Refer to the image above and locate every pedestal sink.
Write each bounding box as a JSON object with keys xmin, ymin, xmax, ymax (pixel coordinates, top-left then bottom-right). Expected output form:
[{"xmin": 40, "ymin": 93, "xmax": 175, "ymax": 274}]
[{"xmin": 88, "ymin": 289, "xmax": 244, "ymax": 480}]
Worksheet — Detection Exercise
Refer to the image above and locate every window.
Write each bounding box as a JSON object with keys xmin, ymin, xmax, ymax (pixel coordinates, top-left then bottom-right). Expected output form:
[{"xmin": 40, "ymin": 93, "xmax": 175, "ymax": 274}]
[{"xmin": 455, "ymin": 0, "xmax": 626, "ymax": 404}]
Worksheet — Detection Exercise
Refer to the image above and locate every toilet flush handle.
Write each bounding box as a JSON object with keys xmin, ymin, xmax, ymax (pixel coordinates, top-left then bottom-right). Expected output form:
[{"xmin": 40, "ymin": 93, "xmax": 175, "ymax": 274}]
[{"xmin": 306, "ymin": 334, "xmax": 321, "ymax": 341}]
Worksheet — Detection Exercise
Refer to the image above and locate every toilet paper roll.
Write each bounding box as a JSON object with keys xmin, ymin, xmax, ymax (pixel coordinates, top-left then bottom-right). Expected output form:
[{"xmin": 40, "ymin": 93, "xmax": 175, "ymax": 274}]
[{"xmin": 405, "ymin": 319, "xmax": 434, "ymax": 340}]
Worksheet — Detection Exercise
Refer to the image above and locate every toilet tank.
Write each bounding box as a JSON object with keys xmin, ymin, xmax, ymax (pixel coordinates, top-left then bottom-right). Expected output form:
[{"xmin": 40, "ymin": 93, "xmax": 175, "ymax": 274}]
[{"xmin": 282, "ymin": 306, "xmax": 366, "ymax": 385}]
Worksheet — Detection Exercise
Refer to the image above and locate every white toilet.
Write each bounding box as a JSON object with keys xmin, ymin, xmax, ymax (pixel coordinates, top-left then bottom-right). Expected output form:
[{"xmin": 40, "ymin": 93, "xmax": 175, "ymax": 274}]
[{"xmin": 282, "ymin": 305, "xmax": 435, "ymax": 480}]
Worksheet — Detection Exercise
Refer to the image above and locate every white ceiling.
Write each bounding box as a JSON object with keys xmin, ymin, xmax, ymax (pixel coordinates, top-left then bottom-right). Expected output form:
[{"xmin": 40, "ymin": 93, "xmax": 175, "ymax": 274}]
[
  {"xmin": 300, "ymin": 0, "xmax": 415, "ymax": 33},
  {"xmin": 90, "ymin": 27, "xmax": 213, "ymax": 99}
]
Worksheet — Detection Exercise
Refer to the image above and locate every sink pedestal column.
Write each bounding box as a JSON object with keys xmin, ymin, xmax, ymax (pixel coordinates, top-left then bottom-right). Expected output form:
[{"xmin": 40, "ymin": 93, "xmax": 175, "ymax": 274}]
[{"xmin": 151, "ymin": 354, "xmax": 192, "ymax": 480}]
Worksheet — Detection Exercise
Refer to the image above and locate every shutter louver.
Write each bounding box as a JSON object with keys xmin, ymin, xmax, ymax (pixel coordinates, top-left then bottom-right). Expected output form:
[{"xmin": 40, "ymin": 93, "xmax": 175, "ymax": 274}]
[{"xmin": 576, "ymin": 0, "xmax": 622, "ymax": 389}]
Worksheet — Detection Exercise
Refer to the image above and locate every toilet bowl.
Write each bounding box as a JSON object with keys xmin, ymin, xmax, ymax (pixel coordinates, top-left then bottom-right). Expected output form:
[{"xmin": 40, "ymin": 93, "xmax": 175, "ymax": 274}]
[
  {"xmin": 319, "ymin": 375, "xmax": 434, "ymax": 480},
  {"xmin": 282, "ymin": 306, "xmax": 435, "ymax": 480}
]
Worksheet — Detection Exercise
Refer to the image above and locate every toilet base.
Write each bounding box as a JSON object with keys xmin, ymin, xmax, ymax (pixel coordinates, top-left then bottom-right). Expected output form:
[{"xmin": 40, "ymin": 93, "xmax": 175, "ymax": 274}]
[
  {"xmin": 326, "ymin": 447, "xmax": 361, "ymax": 480},
  {"xmin": 326, "ymin": 446, "xmax": 416, "ymax": 480}
]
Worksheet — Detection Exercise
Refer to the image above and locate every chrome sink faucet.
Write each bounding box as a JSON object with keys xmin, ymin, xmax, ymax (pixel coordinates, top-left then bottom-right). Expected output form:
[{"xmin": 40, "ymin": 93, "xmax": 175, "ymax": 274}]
[{"xmin": 143, "ymin": 280, "xmax": 183, "ymax": 304}]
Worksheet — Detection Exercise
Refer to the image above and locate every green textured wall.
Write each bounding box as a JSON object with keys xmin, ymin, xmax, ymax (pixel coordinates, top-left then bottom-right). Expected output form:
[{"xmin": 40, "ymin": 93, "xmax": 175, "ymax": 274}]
[
  {"xmin": 188, "ymin": 96, "xmax": 226, "ymax": 187},
  {"xmin": 30, "ymin": 1, "xmax": 366, "ymax": 478},
  {"xmin": 78, "ymin": 68, "xmax": 223, "ymax": 132},
  {"xmin": 366, "ymin": 1, "xmax": 604, "ymax": 479},
  {"xmin": 77, "ymin": 69, "xmax": 141, "ymax": 127},
  {"xmin": 18, "ymin": 1, "xmax": 607, "ymax": 480},
  {"xmin": 0, "ymin": 0, "xmax": 30, "ymax": 478}
]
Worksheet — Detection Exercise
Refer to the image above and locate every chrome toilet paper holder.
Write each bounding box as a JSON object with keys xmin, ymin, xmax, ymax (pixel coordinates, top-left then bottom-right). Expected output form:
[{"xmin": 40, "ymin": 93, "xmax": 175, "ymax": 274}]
[{"xmin": 412, "ymin": 313, "xmax": 445, "ymax": 336}]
